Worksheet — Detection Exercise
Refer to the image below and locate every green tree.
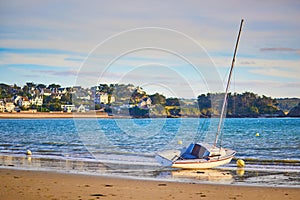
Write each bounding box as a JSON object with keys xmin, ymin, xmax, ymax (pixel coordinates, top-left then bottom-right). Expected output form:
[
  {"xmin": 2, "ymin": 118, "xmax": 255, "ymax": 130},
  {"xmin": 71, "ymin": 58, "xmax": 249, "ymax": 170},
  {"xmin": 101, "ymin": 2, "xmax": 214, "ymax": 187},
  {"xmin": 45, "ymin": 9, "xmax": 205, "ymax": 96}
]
[
  {"xmin": 21, "ymin": 85, "xmax": 32, "ymax": 98},
  {"xmin": 36, "ymin": 83, "xmax": 47, "ymax": 89},
  {"xmin": 98, "ymin": 84, "xmax": 113, "ymax": 94},
  {"xmin": 95, "ymin": 104, "xmax": 101, "ymax": 110},
  {"xmin": 49, "ymin": 102, "xmax": 62, "ymax": 111},
  {"xmin": 0, "ymin": 83, "xmax": 12, "ymax": 98},
  {"xmin": 47, "ymin": 83, "xmax": 61, "ymax": 89},
  {"xmin": 61, "ymin": 93, "xmax": 72, "ymax": 104},
  {"xmin": 166, "ymin": 98, "xmax": 180, "ymax": 106},
  {"xmin": 150, "ymin": 105, "xmax": 167, "ymax": 116},
  {"xmin": 26, "ymin": 82, "xmax": 36, "ymax": 88},
  {"xmin": 197, "ymin": 93, "xmax": 212, "ymax": 116},
  {"xmin": 149, "ymin": 93, "xmax": 166, "ymax": 105}
]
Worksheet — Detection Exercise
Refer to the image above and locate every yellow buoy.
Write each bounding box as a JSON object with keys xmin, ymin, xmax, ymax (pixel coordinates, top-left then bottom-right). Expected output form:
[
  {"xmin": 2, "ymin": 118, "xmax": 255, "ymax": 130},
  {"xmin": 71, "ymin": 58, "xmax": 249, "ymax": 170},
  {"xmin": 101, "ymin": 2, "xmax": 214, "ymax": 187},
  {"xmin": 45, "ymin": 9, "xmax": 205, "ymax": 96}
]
[
  {"xmin": 26, "ymin": 150, "xmax": 32, "ymax": 156},
  {"xmin": 236, "ymin": 159, "xmax": 245, "ymax": 168},
  {"xmin": 177, "ymin": 140, "xmax": 183, "ymax": 145},
  {"xmin": 255, "ymin": 133, "xmax": 260, "ymax": 137}
]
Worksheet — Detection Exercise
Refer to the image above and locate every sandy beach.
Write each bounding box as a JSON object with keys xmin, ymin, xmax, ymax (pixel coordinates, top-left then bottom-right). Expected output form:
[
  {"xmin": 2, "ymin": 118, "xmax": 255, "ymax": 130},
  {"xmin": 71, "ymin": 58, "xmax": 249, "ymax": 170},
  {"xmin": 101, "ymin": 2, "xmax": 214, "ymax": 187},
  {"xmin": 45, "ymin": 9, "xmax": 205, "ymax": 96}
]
[
  {"xmin": 0, "ymin": 112, "xmax": 112, "ymax": 119},
  {"xmin": 0, "ymin": 168, "xmax": 299, "ymax": 200}
]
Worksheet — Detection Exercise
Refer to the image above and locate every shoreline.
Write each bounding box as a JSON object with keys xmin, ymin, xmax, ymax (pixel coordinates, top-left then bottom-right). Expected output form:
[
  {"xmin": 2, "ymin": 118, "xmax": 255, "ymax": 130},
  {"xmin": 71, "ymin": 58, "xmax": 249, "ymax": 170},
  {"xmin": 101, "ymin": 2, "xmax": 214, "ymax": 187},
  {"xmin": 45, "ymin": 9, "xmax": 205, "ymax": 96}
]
[
  {"xmin": 1, "ymin": 168, "xmax": 299, "ymax": 200},
  {"xmin": 0, "ymin": 111, "xmax": 113, "ymax": 119},
  {"xmin": 0, "ymin": 112, "xmax": 298, "ymax": 119}
]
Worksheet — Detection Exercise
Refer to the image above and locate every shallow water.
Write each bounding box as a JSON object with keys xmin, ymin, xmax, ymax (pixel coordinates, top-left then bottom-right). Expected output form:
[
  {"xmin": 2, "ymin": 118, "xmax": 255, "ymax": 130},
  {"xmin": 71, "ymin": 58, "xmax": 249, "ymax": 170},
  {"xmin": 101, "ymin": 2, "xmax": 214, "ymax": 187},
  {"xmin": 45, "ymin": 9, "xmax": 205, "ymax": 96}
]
[{"xmin": 0, "ymin": 118, "xmax": 299, "ymax": 187}]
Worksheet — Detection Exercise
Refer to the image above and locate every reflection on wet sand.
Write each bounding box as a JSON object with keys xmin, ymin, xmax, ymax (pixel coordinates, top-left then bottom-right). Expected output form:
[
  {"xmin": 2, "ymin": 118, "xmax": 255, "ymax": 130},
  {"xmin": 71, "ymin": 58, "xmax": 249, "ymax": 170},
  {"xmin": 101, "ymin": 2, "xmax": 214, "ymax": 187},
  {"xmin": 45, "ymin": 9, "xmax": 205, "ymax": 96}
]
[
  {"xmin": 171, "ymin": 169, "xmax": 233, "ymax": 183},
  {"xmin": 236, "ymin": 168, "xmax": 245, "ymax": 177},
  {"xmin": 0, "ymin": 155, "xmax": 108, "ymax": 173}
]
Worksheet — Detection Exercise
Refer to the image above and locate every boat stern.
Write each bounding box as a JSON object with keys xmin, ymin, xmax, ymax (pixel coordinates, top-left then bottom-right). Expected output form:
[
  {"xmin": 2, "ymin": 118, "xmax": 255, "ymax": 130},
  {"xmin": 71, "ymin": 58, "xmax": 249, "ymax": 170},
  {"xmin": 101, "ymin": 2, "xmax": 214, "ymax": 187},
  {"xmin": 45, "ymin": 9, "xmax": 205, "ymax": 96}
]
[{"xmin": 155, "ymin": 149, "xmax": 182, "ymax": 167}]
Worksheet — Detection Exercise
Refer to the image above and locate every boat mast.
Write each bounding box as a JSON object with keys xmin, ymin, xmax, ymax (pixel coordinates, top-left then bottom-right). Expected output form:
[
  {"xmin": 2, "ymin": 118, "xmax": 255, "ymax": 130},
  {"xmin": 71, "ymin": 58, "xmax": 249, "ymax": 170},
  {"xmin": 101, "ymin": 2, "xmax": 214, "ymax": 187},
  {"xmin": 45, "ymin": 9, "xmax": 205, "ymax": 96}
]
[{"xmin": 214, "ymin": 19, "xmax": 244, "ymax": 147}]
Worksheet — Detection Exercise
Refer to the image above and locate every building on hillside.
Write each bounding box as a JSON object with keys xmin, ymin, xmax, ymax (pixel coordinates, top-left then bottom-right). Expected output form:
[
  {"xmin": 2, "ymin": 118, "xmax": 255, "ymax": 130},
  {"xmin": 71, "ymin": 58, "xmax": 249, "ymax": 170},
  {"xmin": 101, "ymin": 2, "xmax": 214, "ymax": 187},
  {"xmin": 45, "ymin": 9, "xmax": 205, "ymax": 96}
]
[
  {"xmin": 13, "ymin": 96, "xmax": 22, "ymax": 105},
  {"xmin": 78, "ymin": 94, "xmax": 91, "ymax": 101},
  {"xmin": 5, "ymin": 102, "xmax": 15, "ymax": 112},
  {"xmin": 0, "ymin": 100, "xmax": 5, "ymax": 112},
  {"xmin": 41, "ymin": 89, "xmax": 52, "ymax": 96},
  {"xmin": 77, "ymin": 104, "xmax": 86, "ymax": 112},
  {"xmin": 31, "ymin": 89, "xmax": 42, "ymax": 97},
  {"xmin": 94, "ymin": 93, "xmax": 115, "ymax": 104},
  {"xmin": 110, "ymin": 95, "xmax": 115, "ymax": 104},
  {"xmin": 21, "ymin": 97, "xmax": 31, "ymax": 108},
  {"xmin": 61, "ymin": 104, "xmax": 76, "ymax": 112},
  {"xmin": 127, "ymin": 84, "xmax": 135, "ymax": 92},
  {"xmin": 136, "ymin": 86, "xmax": 145, "ymax": 94},
  {"xmin": 14, "ymin": 96, "xmax": 30, "ymax": 108},
  {"xmin": 138, "ymin": 97, "xmax": 152, "ymax": 109},
  {"xmin": 58, "ymin": 88, "xmax": 67, "ymax": 94},
  {"xmin": 31, "ymin": 96, "xmax": 43, "ymax": 106}
]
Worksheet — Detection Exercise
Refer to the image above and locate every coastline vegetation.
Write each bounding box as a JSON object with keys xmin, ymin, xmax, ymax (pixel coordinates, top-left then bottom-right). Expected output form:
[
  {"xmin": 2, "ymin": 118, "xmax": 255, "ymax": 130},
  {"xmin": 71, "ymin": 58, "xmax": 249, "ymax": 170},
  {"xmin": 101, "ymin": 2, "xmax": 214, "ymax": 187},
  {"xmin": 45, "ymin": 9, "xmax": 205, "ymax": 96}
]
[{"xmin": 0, "ymin": 82, "xmax": 299, "ymax": 117}]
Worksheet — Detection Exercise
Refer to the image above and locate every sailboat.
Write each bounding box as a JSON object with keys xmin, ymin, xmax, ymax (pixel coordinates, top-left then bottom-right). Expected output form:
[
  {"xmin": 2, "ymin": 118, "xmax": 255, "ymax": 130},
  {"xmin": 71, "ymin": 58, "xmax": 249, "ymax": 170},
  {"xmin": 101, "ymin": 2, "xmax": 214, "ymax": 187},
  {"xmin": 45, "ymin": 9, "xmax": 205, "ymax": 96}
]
[{"xmin": 155, "ymin": 19, "xmax": 244, "ymax": 169}]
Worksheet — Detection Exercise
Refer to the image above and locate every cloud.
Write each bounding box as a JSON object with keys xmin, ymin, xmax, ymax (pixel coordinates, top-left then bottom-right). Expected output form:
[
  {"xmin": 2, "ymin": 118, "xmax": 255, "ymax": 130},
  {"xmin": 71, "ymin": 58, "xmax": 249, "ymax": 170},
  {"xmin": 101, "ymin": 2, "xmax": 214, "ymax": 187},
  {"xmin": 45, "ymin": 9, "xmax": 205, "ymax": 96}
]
[
  {"xmin": 1, "ymin": 0, "xmax": 299, "ymax": 98},
  {"xmin": 233, "ymin": 79, "xmax": 300, "ymax": 98},
  {"xmin": 7, "ymin": 64, "xmax": 77, "ymax": 74},
  {"xmin": 215, "ymin": 56, "xmax": 299, "ymax": 70},
  {"xmin": 6, "ymin": 64, "xmax": 79, "ymax": 85},
  {"xmin": 260, "ymin": 47, "xmax": 300, "ymax": 54},
  {"xmin": 0, "ymin": 47, "xmax": 85, "ymax": 71},
  {"xmin": 240, "ymin": 61, "xmax": 256, "ymax": 65},
  {"xmin": 250, "ymin": 67, "xmax": 300, "ymax": 79},
  {"xmin": 0, "ymin": 47, "xmax": 83, "ymax": 56}
]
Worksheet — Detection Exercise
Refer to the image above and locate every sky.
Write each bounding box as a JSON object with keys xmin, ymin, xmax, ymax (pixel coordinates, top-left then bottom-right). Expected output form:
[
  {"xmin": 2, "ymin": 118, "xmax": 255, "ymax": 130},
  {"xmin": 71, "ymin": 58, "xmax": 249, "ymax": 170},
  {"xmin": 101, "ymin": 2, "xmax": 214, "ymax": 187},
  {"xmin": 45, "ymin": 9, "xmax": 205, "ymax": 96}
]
[{"xmin": 0, "ymin": 0, "xmax": 299, "ymax": 98}]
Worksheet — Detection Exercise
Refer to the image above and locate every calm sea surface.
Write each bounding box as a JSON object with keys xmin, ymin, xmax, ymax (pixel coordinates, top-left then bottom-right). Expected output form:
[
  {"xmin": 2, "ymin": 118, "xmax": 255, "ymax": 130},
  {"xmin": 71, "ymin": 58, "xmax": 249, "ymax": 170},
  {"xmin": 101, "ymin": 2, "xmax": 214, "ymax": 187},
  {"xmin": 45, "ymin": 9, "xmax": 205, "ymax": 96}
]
[{"xmin": 0, "ymin": 118, "xmax": 299, "ymax": 186}]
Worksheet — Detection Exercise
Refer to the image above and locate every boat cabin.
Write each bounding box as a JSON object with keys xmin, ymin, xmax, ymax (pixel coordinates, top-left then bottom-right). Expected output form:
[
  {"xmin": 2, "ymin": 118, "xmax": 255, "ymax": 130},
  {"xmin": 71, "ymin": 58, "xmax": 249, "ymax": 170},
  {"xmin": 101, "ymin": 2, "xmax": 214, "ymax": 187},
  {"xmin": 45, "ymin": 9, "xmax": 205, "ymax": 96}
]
[{"xmin": 181, "ymin": 143, "xmax": 226, "ymax": 160}]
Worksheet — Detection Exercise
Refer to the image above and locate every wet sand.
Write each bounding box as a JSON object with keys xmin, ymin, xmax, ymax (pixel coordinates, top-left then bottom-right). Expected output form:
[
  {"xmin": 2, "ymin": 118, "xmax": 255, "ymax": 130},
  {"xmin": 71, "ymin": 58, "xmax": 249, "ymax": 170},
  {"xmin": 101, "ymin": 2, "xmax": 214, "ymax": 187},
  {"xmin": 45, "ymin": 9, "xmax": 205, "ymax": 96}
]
[{"xmin": 0, "ymin": 168, "xmax": 299, "ymax": 200}]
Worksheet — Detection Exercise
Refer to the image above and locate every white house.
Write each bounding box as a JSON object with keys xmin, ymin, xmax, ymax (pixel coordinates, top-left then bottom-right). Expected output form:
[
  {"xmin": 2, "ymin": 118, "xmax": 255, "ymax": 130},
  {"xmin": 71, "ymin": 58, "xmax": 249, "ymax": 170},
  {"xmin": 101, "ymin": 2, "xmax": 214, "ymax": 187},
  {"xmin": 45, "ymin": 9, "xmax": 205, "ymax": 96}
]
[
  {"xmin": 136, "ymin": 86, "xmax": 145, "ymax": 94},
  {"xmin": 0, "ymin": 101, "xmax": 5, "ymax": 112},
  {"xmin": 95, "ymin": 93, "xmax": 107, "ymax": 104},
  {"xmin": 31, "ymin": 96, "xmax": 43, "ymax": 106},
  {"xmin": 21, "ymin": 97, "xmax": 31, "ymax": 108},
  {"xmin": 5, "ymin": 102, "xmax": 15, "ymax": 112},
  {"xmin": 61, "ymin": 104, "xmax": 76, "ymax": 112},
  {"xmin": 15, "ymin": 96, "xmax": 30, "ymax": 108},
  {"xmin": 110, "ymin": 95, "xmax": 115, "ymax": 103},
  {"xmin": 78, "ymin": 94, "xmax": 91, "ymax": 101},
  {"xmin": 14, "ymin": 96, "xmax": 22, "ymax": 105},
  {"xmin": 42, "ymin": 89, "xmax": 52, "ymax": 96},
  {"xmin": 77, "ymin": 104, "xmax": 86, "ymax": 112},
  {"xmin": 138, "ymin": 97, "xmax": 152, "ymax": 109},
  {"xmin": 94, "ymin": 93, "xmax": 115, "ymax": 104}
]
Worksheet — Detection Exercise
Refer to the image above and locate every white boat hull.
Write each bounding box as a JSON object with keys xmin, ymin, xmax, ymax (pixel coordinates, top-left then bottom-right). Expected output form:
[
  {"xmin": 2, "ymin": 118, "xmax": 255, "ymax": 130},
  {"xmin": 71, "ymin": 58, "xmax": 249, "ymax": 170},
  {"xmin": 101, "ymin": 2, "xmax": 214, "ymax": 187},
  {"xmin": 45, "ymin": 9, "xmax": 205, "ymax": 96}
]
[
  {"xmin": 172, "ymin": 154, "xmax": 234, "ymax": 169},
  {"xmin": 155, "ymin": 143, "xmax": 236, "ymax": 169}
]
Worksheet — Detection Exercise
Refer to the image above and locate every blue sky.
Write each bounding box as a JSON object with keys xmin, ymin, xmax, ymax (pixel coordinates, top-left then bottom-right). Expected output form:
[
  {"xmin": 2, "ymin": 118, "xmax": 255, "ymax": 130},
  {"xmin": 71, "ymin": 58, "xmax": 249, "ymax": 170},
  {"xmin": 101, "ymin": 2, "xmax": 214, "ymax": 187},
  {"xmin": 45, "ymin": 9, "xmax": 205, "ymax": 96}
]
[{"xmin": 0, "ymin": 0, "xmax": 299, "ymax": 98}]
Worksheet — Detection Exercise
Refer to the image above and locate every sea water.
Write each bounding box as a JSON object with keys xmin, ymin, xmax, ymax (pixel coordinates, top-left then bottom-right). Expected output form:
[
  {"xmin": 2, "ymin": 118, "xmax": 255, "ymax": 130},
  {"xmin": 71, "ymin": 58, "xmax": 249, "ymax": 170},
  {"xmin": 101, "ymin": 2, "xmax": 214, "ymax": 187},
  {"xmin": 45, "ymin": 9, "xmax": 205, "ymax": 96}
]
[{"xmin": 0, "ymin": 118, "xmax": 299, "ymax": 186}]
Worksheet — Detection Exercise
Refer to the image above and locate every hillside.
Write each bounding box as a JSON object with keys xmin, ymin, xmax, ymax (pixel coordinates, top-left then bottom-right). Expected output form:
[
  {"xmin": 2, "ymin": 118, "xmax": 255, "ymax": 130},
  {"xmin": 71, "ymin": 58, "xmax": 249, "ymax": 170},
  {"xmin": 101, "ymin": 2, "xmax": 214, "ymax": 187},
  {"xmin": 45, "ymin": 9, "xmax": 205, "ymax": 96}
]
[
  {"xmin": 287, "ymin": 103, "xmax": 300, "ymax": 117},
  {"xmin": 1, "ymin": 82, "xmax": 299, "ymax": 118},
  {"xmin": 276, "ymin": 98, "xmax": 300, "ymax": 114}
]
